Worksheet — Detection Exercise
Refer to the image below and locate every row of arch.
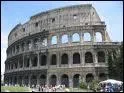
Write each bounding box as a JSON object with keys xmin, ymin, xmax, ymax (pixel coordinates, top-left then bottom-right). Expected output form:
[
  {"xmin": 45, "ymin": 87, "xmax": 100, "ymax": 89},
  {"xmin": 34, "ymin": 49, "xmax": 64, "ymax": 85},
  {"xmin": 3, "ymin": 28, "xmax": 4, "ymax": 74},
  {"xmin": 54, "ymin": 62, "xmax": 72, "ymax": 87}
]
[
  {"xmin": 5, "ymin": 73, "xmax": 107, "ymax": 87},
  {"xmin": 6, "ymin": 51, "xmax": 105, "ymax": 71},
  {"xmin": 51, "ymin": 32, "xmax": 103, "ymax": 44}
]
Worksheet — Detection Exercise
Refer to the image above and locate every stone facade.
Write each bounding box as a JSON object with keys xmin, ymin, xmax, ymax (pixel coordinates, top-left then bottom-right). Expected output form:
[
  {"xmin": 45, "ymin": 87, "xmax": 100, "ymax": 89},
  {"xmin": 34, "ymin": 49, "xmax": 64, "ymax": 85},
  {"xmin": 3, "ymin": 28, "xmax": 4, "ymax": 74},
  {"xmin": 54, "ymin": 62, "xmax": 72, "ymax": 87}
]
[{"xmin": 4, "ymin": 4, "xmax": 121, "ymax": 88}]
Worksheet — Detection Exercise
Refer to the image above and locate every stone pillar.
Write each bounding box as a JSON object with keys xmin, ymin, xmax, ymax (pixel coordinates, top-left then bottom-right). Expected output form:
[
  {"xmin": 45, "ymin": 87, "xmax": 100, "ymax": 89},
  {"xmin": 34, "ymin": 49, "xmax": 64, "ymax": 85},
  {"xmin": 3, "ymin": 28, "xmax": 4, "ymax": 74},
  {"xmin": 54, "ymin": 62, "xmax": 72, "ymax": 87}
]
[
  {"xmin": 23, "ymin": 55, "xmax": 25, "ymax": 68},
  {"xmin": 69, "ymin": 51, "xmax": 72, "ymax": 67},
  {"xmin": 57, "ymin": 34, "xmax": 60, "ymax": 45},
  {"xmin": 57, "ymin": 52, "xmax": 59, "ymax": 67},
  {"xmin": 29, "ymin": 75, "xmax": 31, "ymax": 87},
  {"xmin": 69, "ymin": 75, "xmax": 73, "ymax": 88},
  {"xmin": 22, "ymin": 76, "xmax": 24, "ymax": 86},
  {"xmin": 18, "ymin": 59, "xmax": 19, "ymax": 69},
  {"xmin": 29, "ymin": 56, "xmax": 32, "ymax": 68},
  {"xmin": 37, "ymin": 53, "xmax": 40, "ymax": 68},
  {"xmin": 68, "ymin": 33, "xmax": 72, "ymax": 44},
  {"xmin": 94, "ymin": 52, "xmax": 98, "ymax": 65},
  {"xmin": 81, "ymin": 51, "xmax": 85, "ymax": 66},
  {"xmin": 92, "ymin": 31, "xmax": 95, "ymax": 42},
  {"xmin": 80, "ymin": 32, "xmax": 83, "ymax": 44},
  {"xmin": 57, "ymin": 74, "xmax": 60, "ymax": 86},
  {"xmin": 47, "ymin": 53, "xmax": 50, "ymax": 68},
  {"xmin": 46, "ymin": 74, "xmax": 49, "ymax": 85},
  {"xmin": 37, "ymin": 75, "xmax": 39, "ymax": 85}
]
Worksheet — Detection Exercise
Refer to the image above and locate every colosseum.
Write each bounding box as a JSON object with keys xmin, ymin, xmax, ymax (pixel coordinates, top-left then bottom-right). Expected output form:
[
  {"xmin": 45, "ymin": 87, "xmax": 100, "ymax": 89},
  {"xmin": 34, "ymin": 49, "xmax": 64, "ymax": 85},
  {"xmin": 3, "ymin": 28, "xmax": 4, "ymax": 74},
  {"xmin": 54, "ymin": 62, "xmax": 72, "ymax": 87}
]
[{"xmin": 4, "ymin": 4, "xmax": 121, "ymax": 88}]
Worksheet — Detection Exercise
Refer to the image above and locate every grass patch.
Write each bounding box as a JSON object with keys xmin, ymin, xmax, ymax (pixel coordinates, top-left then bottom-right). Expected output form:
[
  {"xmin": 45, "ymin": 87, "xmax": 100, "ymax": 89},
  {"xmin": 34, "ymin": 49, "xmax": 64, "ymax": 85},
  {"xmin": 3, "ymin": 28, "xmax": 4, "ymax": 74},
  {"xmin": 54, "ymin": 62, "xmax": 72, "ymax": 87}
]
[
  {"xmin": 69, "ymin": 87, "xmax": 93, "ymax": 92},
  {"xmin": 1, "ymin": 86, "xmax": 32, "ymax": 92}
]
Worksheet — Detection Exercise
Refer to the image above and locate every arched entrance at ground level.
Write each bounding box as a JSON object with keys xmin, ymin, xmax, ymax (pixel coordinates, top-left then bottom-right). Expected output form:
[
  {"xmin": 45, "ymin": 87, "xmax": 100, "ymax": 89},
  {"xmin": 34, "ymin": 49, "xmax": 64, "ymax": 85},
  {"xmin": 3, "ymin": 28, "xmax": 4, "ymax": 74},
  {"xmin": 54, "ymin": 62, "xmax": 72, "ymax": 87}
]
[
  {"xmin": 73, "ymin": 74, "xmax": 80, "ymax": 88},
  {"xmin": 86, "ymin": 73, "xmax": 94, "ymax": 83},
  {"xmin": 24, "ymin": 76, "xmax": 29, "ymax": 86},
  {"xmin": 13, "ymin": 76, "xmax": 17, "ymax": 85},
  {"xmin": 39, "ymin": 75, "xmax": 46, "ymax": 86},
  {"xmin": 61, "ymin": 74, "xmax": 69, "ymax": 87},
  {"xmin": 99, "ymin": 73, "xmax": 107, "ymax": 81},
  {"xmin": 18, "ymin": 76, "xmax": 22, "ymax": 86},
  {"xmin": 9, "ymin": 77, "xmax": 12, "ymax": 85},
  {"xmin": 31, "ymin": 75, "xmax": 37, "ymax": 87},
  {"xmin": 49, "ymin": 75, "xmax": 57, "ymax": 86}
]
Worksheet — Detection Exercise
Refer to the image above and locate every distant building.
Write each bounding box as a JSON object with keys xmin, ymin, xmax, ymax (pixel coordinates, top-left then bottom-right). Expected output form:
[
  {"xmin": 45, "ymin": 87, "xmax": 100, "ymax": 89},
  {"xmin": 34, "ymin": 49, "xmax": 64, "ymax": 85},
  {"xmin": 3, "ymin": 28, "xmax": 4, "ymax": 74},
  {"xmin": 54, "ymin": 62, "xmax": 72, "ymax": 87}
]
[{"xmin": 4, "ymin": 4, "xmax": 121, "ymax": 87}]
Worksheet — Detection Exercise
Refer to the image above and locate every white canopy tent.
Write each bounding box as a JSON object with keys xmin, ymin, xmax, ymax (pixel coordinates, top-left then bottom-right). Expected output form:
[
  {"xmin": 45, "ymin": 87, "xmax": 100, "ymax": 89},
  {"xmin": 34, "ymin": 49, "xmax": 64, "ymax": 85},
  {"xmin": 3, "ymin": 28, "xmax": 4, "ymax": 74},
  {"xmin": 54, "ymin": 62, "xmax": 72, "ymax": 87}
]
[{"xmin": 99, "ymin": 79, "xmax": 123, "ymax": 85}]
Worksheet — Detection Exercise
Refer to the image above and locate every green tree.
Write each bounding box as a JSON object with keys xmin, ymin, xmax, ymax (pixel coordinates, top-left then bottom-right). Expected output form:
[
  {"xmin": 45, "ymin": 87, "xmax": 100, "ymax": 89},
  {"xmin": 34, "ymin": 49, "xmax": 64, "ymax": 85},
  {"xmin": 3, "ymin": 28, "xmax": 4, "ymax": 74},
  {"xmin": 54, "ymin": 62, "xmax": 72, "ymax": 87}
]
[{"xmin": 107, "ymin": 42, "xmax": 123, "ymax": 81}]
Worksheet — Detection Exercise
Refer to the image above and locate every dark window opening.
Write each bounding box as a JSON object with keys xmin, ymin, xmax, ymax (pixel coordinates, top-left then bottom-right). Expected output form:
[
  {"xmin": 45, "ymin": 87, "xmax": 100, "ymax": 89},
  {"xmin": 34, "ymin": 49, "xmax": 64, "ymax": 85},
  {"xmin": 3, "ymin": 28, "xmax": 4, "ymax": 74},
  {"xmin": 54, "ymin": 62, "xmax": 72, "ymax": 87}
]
[
  {"xmin": 52, "ymin": 18, "xmax": 55, "ymax": 23},
  {"xmin": 73, "ymin": 53, "xmax": 80, "ymax": 64},
  {"xmin": 40, "ymin": 55, "xmax": 47, "ymax": 66},
  {"xmin": 85, "ymin": 52, "xmax": 93, "ymax": 63},
  {"xmin": 61, "ymin": 54, "xmax": 68, "ymax": 64},
  {"xmin": 35, "ymin": 22, "xmax": 38, "ymax": 27},
  {"xmin": 51, "ymin": 54, "xmax": 57, "ymax": 65}
]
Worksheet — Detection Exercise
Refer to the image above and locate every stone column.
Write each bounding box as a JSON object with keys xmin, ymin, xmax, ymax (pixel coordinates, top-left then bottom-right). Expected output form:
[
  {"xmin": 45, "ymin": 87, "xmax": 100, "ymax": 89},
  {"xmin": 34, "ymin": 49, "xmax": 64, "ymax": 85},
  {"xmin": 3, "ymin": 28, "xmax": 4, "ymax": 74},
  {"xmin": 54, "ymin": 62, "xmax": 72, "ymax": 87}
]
[
  {"xmin": 81, "ymin": 51, "xmax": 85, "ymax": 66},
  {"xmin": 37, "ymin": 75, "xmax": 39, "ymax": 85},
  {"xmin": 29, "ymin": 55, "xmax": 32, "ymax": 68},
  {"xmin": 37, "ymin": 53, "xmax": 40, "ymax": 68},
  {"xmin": 69, "ymin": 75, "xmax": 73, "ymax": 88},
  {"xmin": 94, "ymin": 51, "xmax": 98, "ymax": 65},
  {"xmin": 29, "ymin": 75, "xmax": 31, "ymax": 87},
  {"xmin": 46, "ymin": 74, "xmax": 49, "ymax": 85},
  {"xmin": 92, "ymin": 31, "xmax": 95, "ymax": 42},
  {"xmin": 22, "ymin": 76, "xmax": 24, "ymax": 86},
  {"xmin": 57, "ymin": 52, "xmax": 60, "ymax": 67},
  {"xmin": 23, "ymin": 55, "xmax": 25, "ymax": 68},
  {"xmin": 69, "ymin": 51, "xmax": 72, "ymax": 67},
  {"xmin": 80, "ymin": 32, "xmax": 83, "ymax": 44},
  {"xmin": 68, "ymin": 33, "xmax": 72, "ymax": 44},
  {"xmin": 57, "ymin": 74, "xmax": 60, "ymax": 86}
]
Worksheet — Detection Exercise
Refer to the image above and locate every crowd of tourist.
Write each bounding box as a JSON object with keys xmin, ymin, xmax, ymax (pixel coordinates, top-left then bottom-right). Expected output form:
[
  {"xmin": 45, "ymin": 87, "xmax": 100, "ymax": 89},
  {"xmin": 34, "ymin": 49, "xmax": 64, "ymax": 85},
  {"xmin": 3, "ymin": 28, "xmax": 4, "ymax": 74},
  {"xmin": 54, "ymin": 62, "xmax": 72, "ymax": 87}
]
[
  {"xmin": 31, "ymin": 84, "xmax": 66, "ymax": 92},
  {"xmin": 99, "ymin": 83, "xmax": 123, "ymax": 92}
]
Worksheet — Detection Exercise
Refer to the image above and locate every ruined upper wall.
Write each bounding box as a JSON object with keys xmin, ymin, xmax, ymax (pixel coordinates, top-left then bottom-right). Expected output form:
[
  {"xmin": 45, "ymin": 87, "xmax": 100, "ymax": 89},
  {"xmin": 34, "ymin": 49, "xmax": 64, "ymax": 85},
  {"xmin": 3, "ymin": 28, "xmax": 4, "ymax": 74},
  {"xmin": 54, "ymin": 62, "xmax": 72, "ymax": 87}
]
[{"xmin": 8, "ymin": 4, "xmax": 104, "ymax": 46}]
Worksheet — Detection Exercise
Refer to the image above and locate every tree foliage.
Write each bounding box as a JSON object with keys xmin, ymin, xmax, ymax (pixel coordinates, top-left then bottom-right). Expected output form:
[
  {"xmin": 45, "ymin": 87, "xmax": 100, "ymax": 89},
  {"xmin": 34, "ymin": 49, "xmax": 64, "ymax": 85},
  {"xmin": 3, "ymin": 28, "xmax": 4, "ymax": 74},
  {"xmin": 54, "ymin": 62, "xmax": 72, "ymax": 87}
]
[{"xmin": 107, "ymin": 42, "xmax": 123, "ymax": 81}]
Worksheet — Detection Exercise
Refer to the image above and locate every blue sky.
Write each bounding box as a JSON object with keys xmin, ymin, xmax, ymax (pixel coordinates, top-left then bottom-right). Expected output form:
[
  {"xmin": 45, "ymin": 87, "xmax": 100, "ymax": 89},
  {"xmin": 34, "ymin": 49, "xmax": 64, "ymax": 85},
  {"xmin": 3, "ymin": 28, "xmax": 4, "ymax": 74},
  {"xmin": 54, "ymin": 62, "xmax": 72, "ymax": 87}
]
[{"xmin": 1, "ymin": 1, "xmax": 123, "ymax": 76}]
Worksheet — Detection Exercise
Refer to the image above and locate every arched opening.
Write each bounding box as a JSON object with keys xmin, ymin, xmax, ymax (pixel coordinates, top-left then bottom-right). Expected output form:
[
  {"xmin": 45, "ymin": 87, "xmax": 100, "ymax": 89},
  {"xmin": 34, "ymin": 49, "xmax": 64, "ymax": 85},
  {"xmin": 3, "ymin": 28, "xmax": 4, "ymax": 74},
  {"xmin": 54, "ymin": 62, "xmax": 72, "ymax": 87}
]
[
  {"xmin": 98, "ymin": 51, "xmax": 105, "ymax": 63},
  {"xmin": 39, "ymin": 75, "xmax": 46, "ymax": 86},
  {"xmin": 73, "ymin": 74, "xmax": 80, "ymax": 88},
  {"xmin": 61, "ymin": 53, "xmax": 68, "ymax": 64},
  {"xmin": 25, "ymin": 57, "xmax": 30, "ymax": 67},
  {"xmin": 86, "ymin": 73, "xmax": 94, "ymax": 83},
  {"xmin": 21, "ymin": 43, "xmax": 25, "ymax": 51},
  {"xmin": 13, "ymin": 76, "xmax": 17, "ymax": 85},
  {"xmin": 72, "ymin": 33, "xmax": 80, "ymax": 42},
  {"xmin": 85, "ymin": 52, "xmax": 93, "ymax": 63},
  {"xmin": 51, "ymin": 36, "xmax": 57, "ymax": 45},
  {"xmin": 61, "ymin": 74, "xmax": 69, "ymax": 87},
  {"xmin": 73, "ymin": 53, "xmax": 80, "ymax": 64},
  {"xmin": 33, "ymin": 38, "xmax": 39, "ymax": 49},
  {"xmin": 84, "ymin": 33, "xmax": 91, "ymax": 41},
  {"xmin": 24, "ymin": 76, "xmax": 29, "ymax": 86},
  {"xmin": 19, "ymin": 56, "xmax": 23, "ymax": 68},
  {"xmin": 49, "ymin": 75, "xmax": 57, "ymax": 86},
  {"xmin": 32, "ymin": 55, "xmax": 37, "ymax": 67},
  {"xmin": 95, "ymin": 32, "xmax": 102, "ymax": 42},
  {"xmin": 61, "ymin": 34, "xmax": 68, "ymax": 43},
  {"xmin": 31, "ymin": 75, "xmax": 37, "ymax": 87},
  {"xmin": 99, "ymin": 73, "xmax": 107, "ymax": 81},
  {"xmin": 18, "ymin": 76, "xmax": 22, "ymax": 86},
  {"xmin": 51, "ymin": 54, "xmax": 57, "ymax": 65},
  {"xmin": 40, "ymin": 55, "xmax": 47, "ymax": 66}
]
